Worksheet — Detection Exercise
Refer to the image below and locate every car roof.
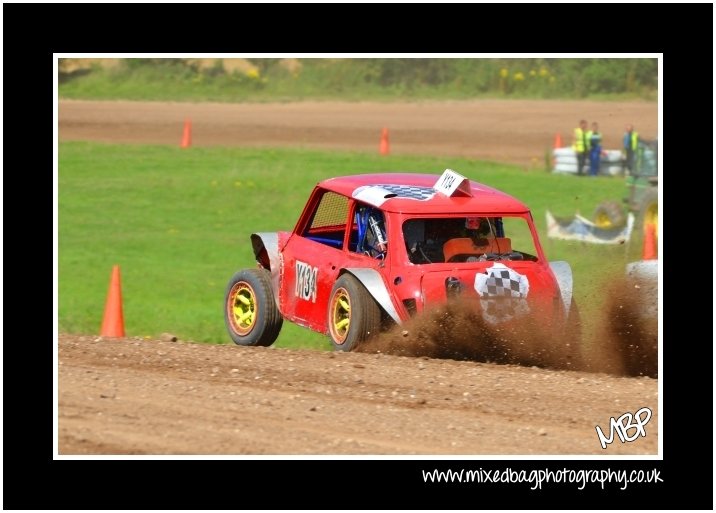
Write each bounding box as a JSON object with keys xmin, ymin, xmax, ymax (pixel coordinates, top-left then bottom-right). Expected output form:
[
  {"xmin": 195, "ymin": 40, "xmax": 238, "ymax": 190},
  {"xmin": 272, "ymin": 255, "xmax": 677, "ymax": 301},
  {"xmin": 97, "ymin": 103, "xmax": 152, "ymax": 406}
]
[{"xmin": 318, "ymin": 173, "xmax": 530, "ymax": 214}]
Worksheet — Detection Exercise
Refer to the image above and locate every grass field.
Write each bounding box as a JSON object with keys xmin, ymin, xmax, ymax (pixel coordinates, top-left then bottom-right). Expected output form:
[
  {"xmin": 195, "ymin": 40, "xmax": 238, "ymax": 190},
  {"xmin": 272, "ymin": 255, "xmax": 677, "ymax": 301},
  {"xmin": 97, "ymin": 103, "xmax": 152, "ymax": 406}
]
[{"xmin": 59, "ymin": 142, "xmax": 634, "ymax": 349}]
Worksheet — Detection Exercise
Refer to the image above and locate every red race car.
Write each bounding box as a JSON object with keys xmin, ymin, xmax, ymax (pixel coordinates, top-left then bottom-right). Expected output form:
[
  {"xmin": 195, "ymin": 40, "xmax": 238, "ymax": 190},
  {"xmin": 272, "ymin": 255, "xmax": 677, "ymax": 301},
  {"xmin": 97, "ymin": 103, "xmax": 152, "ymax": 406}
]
[{"xmin": 225, "ymin": 169, "xmax": 577, "ymax": 351}]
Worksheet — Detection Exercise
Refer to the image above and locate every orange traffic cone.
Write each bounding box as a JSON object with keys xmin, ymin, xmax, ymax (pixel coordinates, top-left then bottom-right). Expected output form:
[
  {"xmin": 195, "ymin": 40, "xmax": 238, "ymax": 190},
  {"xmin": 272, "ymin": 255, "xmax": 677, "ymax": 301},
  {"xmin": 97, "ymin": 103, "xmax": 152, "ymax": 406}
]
[
  {"xmin": 100, "ymin": 265, "xmax": 125, "ymax": 337},
  {"xmin": 553, "ymin": 132, "xmax": 563, "ymax": 149},
  {"xmin": 180, "ymin": 118, "xmax": 192, "ymax": 148},
  {"xmin": 642, "ymin": 223, "xmax": 657, "ymax": 260},
  {"xmin": 379, "ymin": 127, "xmax": 390, "ymax": 155}
]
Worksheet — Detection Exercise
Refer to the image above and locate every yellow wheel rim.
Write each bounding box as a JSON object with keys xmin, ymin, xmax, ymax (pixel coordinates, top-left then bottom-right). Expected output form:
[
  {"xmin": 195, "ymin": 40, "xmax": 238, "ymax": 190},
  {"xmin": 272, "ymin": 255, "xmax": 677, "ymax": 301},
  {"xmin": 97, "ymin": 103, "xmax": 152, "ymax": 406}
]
[
  {"xmin": 594, "ymin": 211, "xmax": 613, "ymax": 229},
  {"xmin": 330, "ymin": 287, "xmax": 351, "ymax": 344},
  {"xmin": 644, "ymin": 202, "xmax": 658, "ymax": 238},
  {"xmin": 228, "ymin": 281, "xmax": 257, "ymax": 336}
]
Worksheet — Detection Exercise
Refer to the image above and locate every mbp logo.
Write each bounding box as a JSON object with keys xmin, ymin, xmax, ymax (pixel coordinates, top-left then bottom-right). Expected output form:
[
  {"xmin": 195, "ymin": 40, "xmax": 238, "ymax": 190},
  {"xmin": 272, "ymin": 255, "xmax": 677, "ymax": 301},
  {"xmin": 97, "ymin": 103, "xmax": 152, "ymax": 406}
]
[
  {"xmin": 595, "ymin": 407, "xmax": 652, "ymax": 449},
  {"xmin": 295, "ymin": 260, "xmax": 318, "ymax": 303}
]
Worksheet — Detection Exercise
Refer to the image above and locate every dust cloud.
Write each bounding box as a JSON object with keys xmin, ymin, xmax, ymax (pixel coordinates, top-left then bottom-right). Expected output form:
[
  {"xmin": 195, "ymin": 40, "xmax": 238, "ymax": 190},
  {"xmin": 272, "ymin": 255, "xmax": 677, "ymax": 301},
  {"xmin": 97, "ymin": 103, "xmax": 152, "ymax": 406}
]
[{"xmin": 356, "ymin": 275, "xmax": 657, "ymax": 377}]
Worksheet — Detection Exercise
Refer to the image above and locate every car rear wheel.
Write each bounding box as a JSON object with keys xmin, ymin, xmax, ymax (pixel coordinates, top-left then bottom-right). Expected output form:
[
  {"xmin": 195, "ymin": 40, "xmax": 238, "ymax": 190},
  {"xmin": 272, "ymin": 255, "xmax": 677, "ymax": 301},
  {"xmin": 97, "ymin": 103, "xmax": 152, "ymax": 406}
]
[
  {"xmin": 328, "ymin": 274, "xmax": 381, "ymax": 351},
  {"xmin": 225, "ymin": 268, "xmax": 283, "ymax": 346}
]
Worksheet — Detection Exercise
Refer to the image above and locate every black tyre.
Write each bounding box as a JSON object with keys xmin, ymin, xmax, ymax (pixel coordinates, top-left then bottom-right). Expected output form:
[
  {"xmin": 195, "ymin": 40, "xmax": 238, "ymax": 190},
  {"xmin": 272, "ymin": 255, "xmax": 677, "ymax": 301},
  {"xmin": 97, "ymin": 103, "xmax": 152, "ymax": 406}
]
[
  {"xmin": 224, "ymin": 268, "xmax": 283, "ymax": 346},
  {"xmin": 637, "ymin": 187, "xmax": 658, "ymax": 236},
  {"xmin": 327, "ymin": 273, "xmax": 381, "ymax": 351},
  {"xmin": 625, "ymin": 187, "xmax": 658, "ymax": 261},
  {"xmin": 593, "ymin": 200, "xmax": 626, "ymax": 229}
]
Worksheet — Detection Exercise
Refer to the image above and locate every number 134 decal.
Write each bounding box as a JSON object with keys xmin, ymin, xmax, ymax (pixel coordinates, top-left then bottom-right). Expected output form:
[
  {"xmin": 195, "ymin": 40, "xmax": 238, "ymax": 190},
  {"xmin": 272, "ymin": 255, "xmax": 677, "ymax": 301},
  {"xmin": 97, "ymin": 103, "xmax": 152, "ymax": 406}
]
[{"xmin": 295, "ymin": 260, "xmax": 318, "ymax": 303}]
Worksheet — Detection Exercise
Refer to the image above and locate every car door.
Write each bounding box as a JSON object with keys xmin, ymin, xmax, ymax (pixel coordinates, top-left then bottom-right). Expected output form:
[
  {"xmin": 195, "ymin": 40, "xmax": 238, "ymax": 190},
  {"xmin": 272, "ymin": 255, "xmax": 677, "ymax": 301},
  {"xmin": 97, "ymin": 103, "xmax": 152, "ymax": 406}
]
[{"xmin": 279, "ymin": 189, "xmax": 349, "ymax": 333}]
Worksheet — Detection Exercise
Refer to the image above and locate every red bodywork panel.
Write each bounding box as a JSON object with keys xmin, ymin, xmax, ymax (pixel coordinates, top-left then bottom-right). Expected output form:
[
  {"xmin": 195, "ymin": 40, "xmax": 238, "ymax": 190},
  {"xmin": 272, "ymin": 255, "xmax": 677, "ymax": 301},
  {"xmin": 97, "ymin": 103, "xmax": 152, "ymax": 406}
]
[{"xmin": 262, "ymin": 173, "xmax": 565, "ymax": 336}]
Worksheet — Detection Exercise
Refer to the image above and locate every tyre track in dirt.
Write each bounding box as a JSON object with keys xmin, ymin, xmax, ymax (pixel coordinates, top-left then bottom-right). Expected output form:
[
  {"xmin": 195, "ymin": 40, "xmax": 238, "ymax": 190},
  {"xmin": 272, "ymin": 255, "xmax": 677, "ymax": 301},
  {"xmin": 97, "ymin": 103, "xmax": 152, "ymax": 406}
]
[{"xmin": 58, "ymin": 334, "xmax": 657, "ymax": 455}]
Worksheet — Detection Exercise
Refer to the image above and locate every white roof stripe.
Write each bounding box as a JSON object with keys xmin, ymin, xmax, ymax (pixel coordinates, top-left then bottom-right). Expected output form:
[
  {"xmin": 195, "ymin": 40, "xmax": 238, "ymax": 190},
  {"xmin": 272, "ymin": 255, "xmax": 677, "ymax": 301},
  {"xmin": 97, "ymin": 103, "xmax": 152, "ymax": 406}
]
[{"xmin": 352, "ymin": 184, "xmax": 436, "ymax": 207}]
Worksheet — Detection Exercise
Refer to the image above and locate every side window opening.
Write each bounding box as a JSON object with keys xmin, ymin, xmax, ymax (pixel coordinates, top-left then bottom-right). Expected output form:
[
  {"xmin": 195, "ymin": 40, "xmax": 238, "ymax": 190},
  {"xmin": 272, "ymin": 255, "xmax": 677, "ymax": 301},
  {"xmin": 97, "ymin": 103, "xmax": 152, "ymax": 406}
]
[
  {"xmin": 349, "ymin": 204, "xmax": 388, "ymax": 259},
  {"xmin": 302, "ymin": 191, "xmax": 349, "ymax": 249}
]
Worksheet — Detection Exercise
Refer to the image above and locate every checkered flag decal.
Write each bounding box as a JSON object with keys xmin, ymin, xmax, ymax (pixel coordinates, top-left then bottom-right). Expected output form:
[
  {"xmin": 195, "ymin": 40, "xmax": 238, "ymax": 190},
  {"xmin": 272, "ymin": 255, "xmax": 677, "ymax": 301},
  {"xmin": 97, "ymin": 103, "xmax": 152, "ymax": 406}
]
[
  {"xmin": 376, "ymin": 184, "xmax": 436, "ymax": 201},
  {"xmin": 485, "ymin": 269, "xmax": 525, "ymax": 298},
  {"xmin": 474, "ymin": 263, "xmax": 531, "ymax": 324}
]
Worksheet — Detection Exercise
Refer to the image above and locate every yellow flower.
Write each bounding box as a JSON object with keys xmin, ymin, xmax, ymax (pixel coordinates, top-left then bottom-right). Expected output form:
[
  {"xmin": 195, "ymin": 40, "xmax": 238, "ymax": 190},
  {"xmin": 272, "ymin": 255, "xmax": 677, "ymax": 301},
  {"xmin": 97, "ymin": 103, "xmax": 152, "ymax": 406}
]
[
  {"xmin": 499, "ymin": 68, "xmax": 509, "ymax": 78},
  {"xmin": 246, "ymin": 68, "xmax": 260, "ymax": 80},
  {"xmin": 514, "ymin": 72, "xmax": 525, "ymax": 81},
  {"xmin": 539, "ymin": 67, "xmax": 549, "ymax": 77},
  {"xmin": 529, "ymin": 69, "xmax": 537, "ymax": 77}
]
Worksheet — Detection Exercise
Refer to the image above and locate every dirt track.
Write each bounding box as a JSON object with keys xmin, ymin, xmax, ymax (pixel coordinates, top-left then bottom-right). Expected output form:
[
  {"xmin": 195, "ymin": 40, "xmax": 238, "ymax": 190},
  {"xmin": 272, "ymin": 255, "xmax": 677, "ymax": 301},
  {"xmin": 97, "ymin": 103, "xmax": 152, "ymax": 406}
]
[
  {"xmin": 59, "ymin": 334, "xmax": 657, "ymax": 455},
  {"xmin": 59, "ymin": 99, "xmax": 657, "ymax": 166}
]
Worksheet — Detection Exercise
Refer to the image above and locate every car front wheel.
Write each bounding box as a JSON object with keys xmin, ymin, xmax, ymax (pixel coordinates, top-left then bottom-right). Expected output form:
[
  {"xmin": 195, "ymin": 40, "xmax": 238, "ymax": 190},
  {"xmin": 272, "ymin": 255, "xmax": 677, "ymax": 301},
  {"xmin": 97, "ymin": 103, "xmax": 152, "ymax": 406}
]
[{"xmin": 327, "ymin": 274, "xmax": 381, "ymax": 351}]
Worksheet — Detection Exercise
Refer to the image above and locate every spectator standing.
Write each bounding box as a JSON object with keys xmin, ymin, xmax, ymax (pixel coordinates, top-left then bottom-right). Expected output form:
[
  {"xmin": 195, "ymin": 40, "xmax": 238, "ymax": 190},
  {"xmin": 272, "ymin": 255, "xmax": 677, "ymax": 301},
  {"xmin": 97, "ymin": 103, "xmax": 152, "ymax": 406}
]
[
  {"xmin": 588, "ymin": 122, "xmax": 602, "ymax": 176},
  {"xmin": 572, "ymin": 119, "xmax": 588, "ymax": 176},
  {"xmin": 623, "ymin": 123, "xmax": 639, "ymax": 174}
]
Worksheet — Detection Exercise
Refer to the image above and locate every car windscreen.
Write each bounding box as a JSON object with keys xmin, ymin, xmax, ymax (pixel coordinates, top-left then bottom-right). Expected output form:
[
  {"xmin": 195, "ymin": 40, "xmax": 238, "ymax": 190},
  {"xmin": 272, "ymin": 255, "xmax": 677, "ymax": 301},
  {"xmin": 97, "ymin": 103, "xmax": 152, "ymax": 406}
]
[{"xmin": 402, "ymin": 216, "xmax": 538, "ymax": 264}]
